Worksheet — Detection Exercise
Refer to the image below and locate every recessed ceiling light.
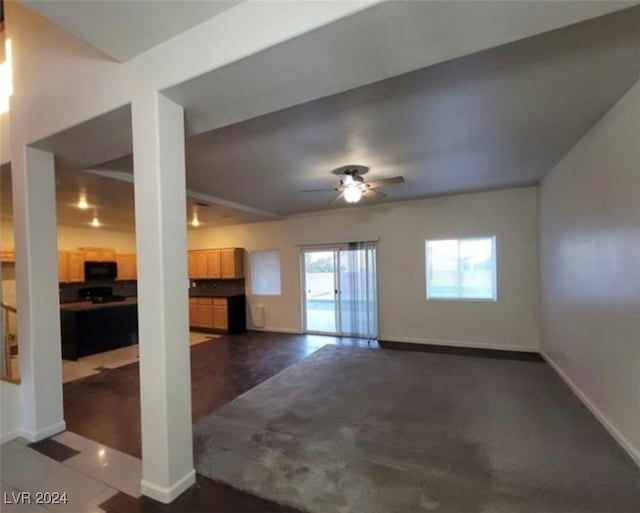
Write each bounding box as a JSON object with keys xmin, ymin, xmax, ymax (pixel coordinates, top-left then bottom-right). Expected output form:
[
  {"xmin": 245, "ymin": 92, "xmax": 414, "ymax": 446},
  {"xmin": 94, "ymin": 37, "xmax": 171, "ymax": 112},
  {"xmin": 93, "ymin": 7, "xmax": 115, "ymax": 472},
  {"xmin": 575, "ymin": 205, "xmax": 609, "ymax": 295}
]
[
  {"xmin": 191, "ymin": 215, "xmax": 200, "ymax": 227},
  {"xmin": 91, "ymin": 216, "xmax": 101, "ymax": 228},
  {"xmin": 77, "ymin": 193, "xmax": 89, "ymax": 210}
]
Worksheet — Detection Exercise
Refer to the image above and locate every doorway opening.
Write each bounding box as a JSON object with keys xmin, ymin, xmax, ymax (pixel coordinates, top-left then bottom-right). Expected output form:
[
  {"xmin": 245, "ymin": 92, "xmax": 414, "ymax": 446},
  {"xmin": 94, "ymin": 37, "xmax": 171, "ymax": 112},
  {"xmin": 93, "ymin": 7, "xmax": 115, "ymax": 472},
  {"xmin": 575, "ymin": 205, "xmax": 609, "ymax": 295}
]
[{"xmin": 302, "ymin": 242, "xmax": 378, "ymax": 339}]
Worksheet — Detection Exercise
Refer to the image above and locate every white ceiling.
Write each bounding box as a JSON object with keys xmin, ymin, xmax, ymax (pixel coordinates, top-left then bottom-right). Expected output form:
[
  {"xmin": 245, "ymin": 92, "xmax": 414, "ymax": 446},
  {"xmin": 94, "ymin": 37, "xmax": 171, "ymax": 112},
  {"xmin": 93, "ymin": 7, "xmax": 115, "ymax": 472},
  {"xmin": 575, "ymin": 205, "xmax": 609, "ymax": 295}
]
[
  {"xmin": 101, "ymin": 7, "xmax": 640, "ymax": 216},
  {"xmin": 162, "ymin": 0, "xmax": 637, "ymax": 136},
  {"xmin": 6, "ymin": 4, "xmax": 640, "ymax": 231},
  {"xmin": 22, "ymin": 0, "xmax": 243, "ymax": 61}
]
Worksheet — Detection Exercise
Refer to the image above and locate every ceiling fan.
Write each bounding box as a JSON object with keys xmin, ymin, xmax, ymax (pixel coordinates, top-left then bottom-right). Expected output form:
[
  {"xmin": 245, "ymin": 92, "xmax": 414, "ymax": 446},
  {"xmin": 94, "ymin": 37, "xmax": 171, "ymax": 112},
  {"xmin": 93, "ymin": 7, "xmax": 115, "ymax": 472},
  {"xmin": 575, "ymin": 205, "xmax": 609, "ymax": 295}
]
[{"xmin": 303, "ymin": 165, "xmax": 405, "ymax": 204}]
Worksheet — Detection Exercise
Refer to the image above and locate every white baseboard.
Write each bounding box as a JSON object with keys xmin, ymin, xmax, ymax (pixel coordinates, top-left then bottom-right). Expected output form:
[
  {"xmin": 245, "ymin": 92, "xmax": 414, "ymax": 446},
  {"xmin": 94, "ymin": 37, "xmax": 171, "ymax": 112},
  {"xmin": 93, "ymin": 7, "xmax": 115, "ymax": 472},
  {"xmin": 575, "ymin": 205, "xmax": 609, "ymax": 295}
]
[
  {"xmin": 21, "ymin": 421, "xmax": 66, "ymax": 443},
  {"xmin": 1, "ymin": 430, "xmax": 21, "ymax": 444},
  {"xmin": 248, "ymin": 326, "xmax": 302, "ymax": 335},
  {"xmin": 141, "ymin": 468, "xmax": 196, "ymax": 504},
  {"xmin": 380, "ymin": 335, "xmax": 539, "ymax": 353},
  {"xmin": 542, "ymin": 351, "xmax": 640, "ymax": 467}
]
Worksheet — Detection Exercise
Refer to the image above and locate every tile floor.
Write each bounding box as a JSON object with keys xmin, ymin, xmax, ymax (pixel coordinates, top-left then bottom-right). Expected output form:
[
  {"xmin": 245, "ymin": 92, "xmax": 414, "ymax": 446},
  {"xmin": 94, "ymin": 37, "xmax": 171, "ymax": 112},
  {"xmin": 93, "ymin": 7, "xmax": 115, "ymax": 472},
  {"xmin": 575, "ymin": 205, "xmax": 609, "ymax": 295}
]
[
  {"xmin": 1, "ymin": 432, "xmax": 142, "ymax": 513},
  {"xmin": 62, "ymin": 332, "xmax": 218, "ymax": 383}
]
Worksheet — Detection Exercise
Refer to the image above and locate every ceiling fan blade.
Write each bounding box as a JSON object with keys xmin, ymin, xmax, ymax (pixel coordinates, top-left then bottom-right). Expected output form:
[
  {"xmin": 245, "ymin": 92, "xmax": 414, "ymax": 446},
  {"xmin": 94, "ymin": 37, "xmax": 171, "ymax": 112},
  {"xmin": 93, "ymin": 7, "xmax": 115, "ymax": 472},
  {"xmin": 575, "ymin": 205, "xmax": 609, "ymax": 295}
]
[
  {"xmin": 301, "ymin": 188, "xmax": 339, "ymax": 193},
  {"xmin": 329, "ymin": 192, "xmax": 344, "ymax": 204},
  {"xmin": 365, "ymin": 176, "xmax": 405, "ymax": 189},
  {"xmin": 364, "ymin": 188, "xmax": 386, "ymax": 200}
]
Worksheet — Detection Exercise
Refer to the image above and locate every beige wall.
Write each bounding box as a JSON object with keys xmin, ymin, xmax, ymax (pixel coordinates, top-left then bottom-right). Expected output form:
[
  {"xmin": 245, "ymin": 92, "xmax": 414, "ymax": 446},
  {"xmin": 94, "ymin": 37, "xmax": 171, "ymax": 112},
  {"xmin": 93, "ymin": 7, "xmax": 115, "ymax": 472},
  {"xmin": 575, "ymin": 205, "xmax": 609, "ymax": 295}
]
[
  {"xmin": 1, "ymin": 222, "xmax": 136, "ymax": 252},
  {"xmin": 539, "ymin": 80, "xmax": 640, "ymax": 463},
  {"xmin": 189, "ymin": 186, "xmax": 539, "ymax": 351}
]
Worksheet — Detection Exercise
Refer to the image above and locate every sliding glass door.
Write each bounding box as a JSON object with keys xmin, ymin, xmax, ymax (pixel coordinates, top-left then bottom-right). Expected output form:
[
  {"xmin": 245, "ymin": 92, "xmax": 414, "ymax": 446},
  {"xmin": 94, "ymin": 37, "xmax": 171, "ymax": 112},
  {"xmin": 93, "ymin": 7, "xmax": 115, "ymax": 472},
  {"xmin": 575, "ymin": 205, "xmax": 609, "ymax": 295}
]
[
  {"xmin": 303, "ymin": 250, "xmax": 337, "ymax": 333},
  {"xmin": 302, "ymin": 243, "xmax": 377, "ymax": 339}
]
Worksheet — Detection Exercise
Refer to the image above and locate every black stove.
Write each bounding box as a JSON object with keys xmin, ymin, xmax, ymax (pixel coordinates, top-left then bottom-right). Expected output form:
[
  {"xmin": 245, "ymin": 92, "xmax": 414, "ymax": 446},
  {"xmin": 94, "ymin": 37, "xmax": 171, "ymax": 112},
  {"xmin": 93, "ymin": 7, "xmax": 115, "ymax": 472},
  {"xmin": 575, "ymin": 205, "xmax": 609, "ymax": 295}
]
[
  {"xmin": 79, "ymin": 286, "xmax": 126, "ymax": 304},
  {"xmin": 90, "ymin": 295, "xmax": 126, "ymax": 304}
]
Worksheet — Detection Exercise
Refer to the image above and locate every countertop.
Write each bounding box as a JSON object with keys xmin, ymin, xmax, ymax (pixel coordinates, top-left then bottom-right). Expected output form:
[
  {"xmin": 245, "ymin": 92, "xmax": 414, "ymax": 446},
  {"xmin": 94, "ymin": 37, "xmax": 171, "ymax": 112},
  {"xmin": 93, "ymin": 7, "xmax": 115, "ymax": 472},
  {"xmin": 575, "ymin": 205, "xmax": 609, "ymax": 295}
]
[
  {"xmin": 60, "ymin": 293, "xmax": 245, "ymax": 311},
  {"xmin": 188, "ymin": 292, "xmax": 246, "ymax": 298},
  {"xmin": 60, "ymin": 297, "xmax": 138, "ymax": 312}
]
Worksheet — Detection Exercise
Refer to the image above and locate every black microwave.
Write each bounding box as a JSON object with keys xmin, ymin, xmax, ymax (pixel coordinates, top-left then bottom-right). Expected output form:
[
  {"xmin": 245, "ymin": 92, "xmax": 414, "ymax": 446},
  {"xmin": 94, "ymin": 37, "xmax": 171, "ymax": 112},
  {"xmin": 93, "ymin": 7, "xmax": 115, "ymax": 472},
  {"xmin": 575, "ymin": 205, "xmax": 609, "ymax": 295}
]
[{"xmin": 84, "ymin": 261, "xmax": 118, "ymax": 281}]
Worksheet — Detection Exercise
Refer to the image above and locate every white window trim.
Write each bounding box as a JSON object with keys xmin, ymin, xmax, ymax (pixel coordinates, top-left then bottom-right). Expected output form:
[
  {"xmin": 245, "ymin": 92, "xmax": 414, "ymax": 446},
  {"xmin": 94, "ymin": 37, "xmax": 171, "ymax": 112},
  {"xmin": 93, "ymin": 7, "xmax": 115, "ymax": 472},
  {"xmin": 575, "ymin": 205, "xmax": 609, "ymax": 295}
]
[{"xmin": 425, "ymin": 236, "xmax": 497, "ymax": 302}]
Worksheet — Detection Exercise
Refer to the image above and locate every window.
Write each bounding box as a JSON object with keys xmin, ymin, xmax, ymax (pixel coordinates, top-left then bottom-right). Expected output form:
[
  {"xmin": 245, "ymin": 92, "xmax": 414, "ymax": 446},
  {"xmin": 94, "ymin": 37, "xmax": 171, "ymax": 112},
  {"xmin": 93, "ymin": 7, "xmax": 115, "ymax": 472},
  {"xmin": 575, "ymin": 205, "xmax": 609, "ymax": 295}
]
[
  {"xmin": 250, "ymin": 250, "xmax": 281, "ymax": 295},
  {"xmin": 425, "ymin": 237, "xmax": 496, "ymax": 301}
]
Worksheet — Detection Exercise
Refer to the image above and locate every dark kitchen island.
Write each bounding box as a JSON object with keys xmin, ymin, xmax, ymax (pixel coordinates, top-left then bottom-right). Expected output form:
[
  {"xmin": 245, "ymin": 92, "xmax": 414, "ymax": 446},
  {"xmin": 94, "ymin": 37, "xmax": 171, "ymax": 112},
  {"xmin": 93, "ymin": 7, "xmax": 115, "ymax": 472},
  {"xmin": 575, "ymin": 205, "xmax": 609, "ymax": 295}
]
[{"xmin": 60, "ymin": 298, "xmax": 138, "ymax": 360}]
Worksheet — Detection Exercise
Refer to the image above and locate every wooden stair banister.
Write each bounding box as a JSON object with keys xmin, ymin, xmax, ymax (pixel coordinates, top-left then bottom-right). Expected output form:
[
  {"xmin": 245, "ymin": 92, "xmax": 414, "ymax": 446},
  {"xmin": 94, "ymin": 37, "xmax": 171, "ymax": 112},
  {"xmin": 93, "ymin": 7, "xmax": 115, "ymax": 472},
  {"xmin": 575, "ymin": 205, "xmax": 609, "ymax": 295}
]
[{"xmin": 1, "ymin": 302, "xmax": 20, "ymax": 383}]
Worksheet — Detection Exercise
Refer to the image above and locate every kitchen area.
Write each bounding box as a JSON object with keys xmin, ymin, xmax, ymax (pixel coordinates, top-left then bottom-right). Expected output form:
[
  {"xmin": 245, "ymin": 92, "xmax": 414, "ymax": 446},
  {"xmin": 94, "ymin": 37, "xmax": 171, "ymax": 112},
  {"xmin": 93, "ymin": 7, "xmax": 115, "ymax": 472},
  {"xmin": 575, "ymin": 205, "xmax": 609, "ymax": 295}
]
[{"xmin": 57, "ymin": 245, "xmax": 247, "ymax": 364}]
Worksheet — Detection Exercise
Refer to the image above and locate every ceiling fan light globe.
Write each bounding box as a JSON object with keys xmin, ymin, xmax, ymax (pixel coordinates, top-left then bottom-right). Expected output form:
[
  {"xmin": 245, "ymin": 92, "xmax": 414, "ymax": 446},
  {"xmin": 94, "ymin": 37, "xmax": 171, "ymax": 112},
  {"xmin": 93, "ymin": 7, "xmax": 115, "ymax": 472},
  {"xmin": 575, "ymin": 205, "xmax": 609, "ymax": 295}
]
[{"xmin": 344, "ymin": 186, "xmax": 362, "ymax": 203}]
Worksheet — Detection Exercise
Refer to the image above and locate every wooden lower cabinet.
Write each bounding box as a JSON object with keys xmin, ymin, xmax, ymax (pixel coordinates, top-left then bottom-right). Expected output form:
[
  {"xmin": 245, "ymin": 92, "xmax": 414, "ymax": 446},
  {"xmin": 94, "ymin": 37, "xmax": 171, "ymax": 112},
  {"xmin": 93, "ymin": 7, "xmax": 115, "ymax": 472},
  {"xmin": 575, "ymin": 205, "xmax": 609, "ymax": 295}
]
[
  {"xmin": 189, "ymin": 295, "xmax": 245, "ymax": 333},
  {"xmin": 213, "ymin": 299, "xmax": 228, "ymax": 330}
]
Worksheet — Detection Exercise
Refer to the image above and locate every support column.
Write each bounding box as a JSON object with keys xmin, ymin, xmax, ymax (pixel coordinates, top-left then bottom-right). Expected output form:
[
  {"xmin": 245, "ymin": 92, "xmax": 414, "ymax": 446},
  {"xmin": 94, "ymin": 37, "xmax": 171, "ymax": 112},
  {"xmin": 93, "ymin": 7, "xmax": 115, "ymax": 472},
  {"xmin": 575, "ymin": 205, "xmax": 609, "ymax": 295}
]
[
  {"xmin": 11, "ymin": 146, "xmax": 64, "ymax": 440},
  {"xmin": 132, "ymin": 86, "xmax": 195, "ymax": 503}
]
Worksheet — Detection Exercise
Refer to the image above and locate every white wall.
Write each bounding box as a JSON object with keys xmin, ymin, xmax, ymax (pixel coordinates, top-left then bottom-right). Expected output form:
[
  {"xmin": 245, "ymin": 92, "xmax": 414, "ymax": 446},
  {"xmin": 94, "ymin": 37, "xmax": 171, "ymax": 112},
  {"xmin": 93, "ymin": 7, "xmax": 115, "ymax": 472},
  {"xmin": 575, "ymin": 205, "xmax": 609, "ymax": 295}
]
[
  {"xmin": 5, "ymin": 1, "xmax": 129, "ymax": 147},
  {"xmin": 539, "ymin": 80, "xmax": 640, "ymax": 464},
  {"xmin": 190, "ymin": 186, "xmax": 539, "ymax": 351},
  {"xmin": 0, "ymin": 383, "xmax": 22, "ymax": 443}
]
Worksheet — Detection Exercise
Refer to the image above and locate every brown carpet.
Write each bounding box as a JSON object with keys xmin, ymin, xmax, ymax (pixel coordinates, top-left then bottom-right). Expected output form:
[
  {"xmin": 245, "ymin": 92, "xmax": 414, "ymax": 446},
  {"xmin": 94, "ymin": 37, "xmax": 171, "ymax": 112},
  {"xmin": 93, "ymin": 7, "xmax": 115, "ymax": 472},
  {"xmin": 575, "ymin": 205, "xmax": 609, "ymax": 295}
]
[{"xmin": 194, "ymin": 345, "xmax": 640, "ymax": 513}]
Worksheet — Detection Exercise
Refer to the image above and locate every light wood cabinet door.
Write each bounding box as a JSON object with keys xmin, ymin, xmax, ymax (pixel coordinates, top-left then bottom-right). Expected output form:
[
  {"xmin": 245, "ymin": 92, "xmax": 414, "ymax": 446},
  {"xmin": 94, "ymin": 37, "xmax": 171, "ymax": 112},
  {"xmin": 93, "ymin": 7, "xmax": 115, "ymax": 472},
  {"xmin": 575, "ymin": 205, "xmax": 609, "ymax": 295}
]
[
  {"xmin": 67, "ymin": 251, "xmax": 85, "ymax": 282},
  {"xmin": 82, "ymin": 249, "xmax": 100, "ymax": 261},
  {"xmin": 81, "ymin": 247, "xmax": 115, "ymax": 262},
  {"xmin": 191, "ymin": 298, "xmax": 213, "ymax": 328},
  {"xmin": 188, "ymin": 252, "xmax": 197, "ymax": 279},
  {"xmin": 188, "ymin": 298, "xmax": 197, "ymax": 326},
  {"xmin": 195, "ymin": 252, "xmax": 208, "ymax": 279},
  {"xmin": 100, "ymin": 249, "xmax": 116, "ymax": 261},
  {"xmin": 188, "ymin": 251, "xmax": 208, "ymax": 279},
  {"xmin": 0, "ymin": 250, "xmax": 15, "ymax": 263},
  {"xmin": 58, "ymin": 251, "xmax": 69, "ymax": 283},
  {"xmin": 213, "ymin": 304, "xmax": 228, "ymax": 330},
  {"xmin": 206, "ymin": 250, "xmax": 221, "ymax": 279},
  {"xmin": 116, "ymin": 254, "xmax": 136, "ymax": 280},
  {"xmin": 195, "ymin": 305, "xmax": 214, "ymax": 328},
  {"xmin": 221, "ymin": 248, "xmax": 243, "ymax": 279}
]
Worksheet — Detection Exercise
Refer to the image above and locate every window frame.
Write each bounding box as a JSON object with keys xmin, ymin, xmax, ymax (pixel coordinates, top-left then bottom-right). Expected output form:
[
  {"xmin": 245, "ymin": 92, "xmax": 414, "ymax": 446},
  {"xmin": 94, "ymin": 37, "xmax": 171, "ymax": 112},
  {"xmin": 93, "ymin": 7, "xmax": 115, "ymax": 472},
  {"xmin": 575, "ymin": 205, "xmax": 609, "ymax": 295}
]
[
  {"xmin": 425, "ymin": 235, "xmax": 497, "ymax": 302},
  {"xmin": 250, "ymin": 249, "xmax": 282, "ymax": 296}
]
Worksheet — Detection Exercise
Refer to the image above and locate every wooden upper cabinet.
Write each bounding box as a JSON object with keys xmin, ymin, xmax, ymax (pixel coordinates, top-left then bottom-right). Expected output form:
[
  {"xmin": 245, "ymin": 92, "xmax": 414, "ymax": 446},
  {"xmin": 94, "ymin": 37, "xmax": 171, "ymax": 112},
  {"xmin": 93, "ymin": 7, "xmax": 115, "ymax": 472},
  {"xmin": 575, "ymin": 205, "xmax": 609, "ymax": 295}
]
[
  {"xmin": 116, "ymin": 253, "xmax": 137, "ymax": 281},
  {"xmin": 0, "ymin": 250, "xmax": 16, "ymax": 263},
  {"xmin": 80, "ymin": 247, "xmax": 116, "ymax": 262},
  {"xmin": 187, "ymin": 251, "xmax": 208, "ymax": 279},
  {"xmin": 206, "ymin": 250, "xmax": 221, "ymax": 279},
  {"xmin": 58, "ymin": 250, "xmax": 84, "ymax": 283},
  {"xmin": 58, "ymin": 251, "xmax": 69, "ymax": 282},
  {"xmin": 188, "ymin": 248, "xmax": 244, "ymax": 279},
  {"xmin": 195, "ymin": 252, "xmax": 208, "ymax": 279},
  {"xmin": 187, "ymin": 252, "xmax": 198, "ymax": 279},
  {"xmin": 221, "ymin": 248, "xmax": 243, "ymax": 279},
  {"xmin": 66, "ymin": 251, "xmax": 85, "ymax": 282}
]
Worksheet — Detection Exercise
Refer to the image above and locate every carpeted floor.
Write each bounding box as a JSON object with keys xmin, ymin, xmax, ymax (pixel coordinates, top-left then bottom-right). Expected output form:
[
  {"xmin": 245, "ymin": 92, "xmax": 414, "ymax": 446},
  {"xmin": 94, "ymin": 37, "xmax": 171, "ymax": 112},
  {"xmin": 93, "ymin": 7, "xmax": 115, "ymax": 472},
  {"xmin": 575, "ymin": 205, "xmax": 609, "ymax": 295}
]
[{"xmin": 194, "ymin": 345, "xmax": 640, "ymax": 513}]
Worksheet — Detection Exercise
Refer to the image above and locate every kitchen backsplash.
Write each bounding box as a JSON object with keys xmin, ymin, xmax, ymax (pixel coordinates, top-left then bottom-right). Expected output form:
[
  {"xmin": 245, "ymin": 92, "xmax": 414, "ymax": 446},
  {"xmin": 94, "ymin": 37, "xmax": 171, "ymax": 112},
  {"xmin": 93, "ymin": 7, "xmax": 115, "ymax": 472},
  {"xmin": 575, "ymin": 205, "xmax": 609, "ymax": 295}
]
[
  {"xmin": 59, "ymin": 280, "xmax": 137, "ymax": 303},
  {"xmin": 189, "ymin": 279, "xmax": 245, "ymax": 296},
  {"xmin": 60, "ymin": 278, "xmax": 246, "ymax": 303}
]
